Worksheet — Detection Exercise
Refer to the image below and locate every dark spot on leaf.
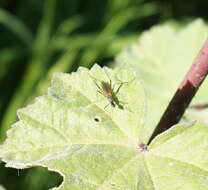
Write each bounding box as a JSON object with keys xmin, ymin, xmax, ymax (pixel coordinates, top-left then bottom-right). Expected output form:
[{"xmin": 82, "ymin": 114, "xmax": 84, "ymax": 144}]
[{"xmin": 94, "ymin": 116, "xmax": 101, "ymax": 122}]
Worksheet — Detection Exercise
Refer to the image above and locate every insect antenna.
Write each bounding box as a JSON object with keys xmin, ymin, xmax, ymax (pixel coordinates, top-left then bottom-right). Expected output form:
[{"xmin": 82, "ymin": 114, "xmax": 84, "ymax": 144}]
[{"xmin": 103, "ymin": 68, "xmax": 113, "ymax": 86}]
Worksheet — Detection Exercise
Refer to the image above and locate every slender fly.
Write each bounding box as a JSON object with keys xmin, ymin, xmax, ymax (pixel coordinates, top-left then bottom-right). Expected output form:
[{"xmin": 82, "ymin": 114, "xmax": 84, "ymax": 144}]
[{"xmin": 91, "ymin": 70, "xmax": 129, "ymax": 109}]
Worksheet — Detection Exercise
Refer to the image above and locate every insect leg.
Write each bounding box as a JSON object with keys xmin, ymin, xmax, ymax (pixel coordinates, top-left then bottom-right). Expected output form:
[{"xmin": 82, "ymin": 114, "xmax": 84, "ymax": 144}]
[
  {"xmin": 104, "ymin": 68, "xmax": 112, "ymax": 85},
  {"xmin": 104, "ymin": 103, "xmax": 110, "ymax": 110},
  {"xmin": 97, "ymin": 90, "xmax": 106, "ymax": 97},
  {"xmin": 114, "ymin": 76, "xmax": 136, "ymax": 95},
  {"xmin": 88, "ymin": 73, "xmax": 103, "ymax": 91},
  {"xmin": 94, "ymin": 82, "xmax": 103, "ymax": 92},
  {"xmin": 115, "ymin": 83, "xmax": 124, "ymax": 95}
]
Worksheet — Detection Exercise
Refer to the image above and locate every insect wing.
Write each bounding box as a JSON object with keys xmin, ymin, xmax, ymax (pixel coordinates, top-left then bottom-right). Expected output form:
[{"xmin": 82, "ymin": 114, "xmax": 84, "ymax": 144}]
[{"xmin": 101, "ymin": 82, "xmax": 113, "ymax": 94}]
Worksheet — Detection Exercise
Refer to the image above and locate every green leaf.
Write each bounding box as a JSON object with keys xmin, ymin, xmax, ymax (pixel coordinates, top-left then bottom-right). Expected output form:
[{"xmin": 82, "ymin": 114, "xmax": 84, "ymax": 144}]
[
  {"xmin": 0, "ymin": 47, "xmax": 25, "ymax": 80},
  {"xmin": 116, "ymin": 19, "xmax": 208, "ymax": 142},
  {"xmin": 148, "ymin": 122, "xmax": 208, "ymax": 190},
  {"xmin": 55, "ymin": 15, "xmax": 83, "ymax": 36},
  {"xmin": 0, "ymin": 64, "xmax": 146, "ymax": 189},
  {"xmin": 0, "ymin": 9, "xmax": 33, "ymax": 47},
  {"xmin": 0, "ymin": 0, "xmax": 57, "ymax": 141}
]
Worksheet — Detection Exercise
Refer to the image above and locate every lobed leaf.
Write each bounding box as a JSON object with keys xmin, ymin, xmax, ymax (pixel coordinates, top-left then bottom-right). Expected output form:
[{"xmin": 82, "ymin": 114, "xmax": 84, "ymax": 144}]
[{"xmin": 0, "ymin": 64, "xmax": 146, "ymax": 189}]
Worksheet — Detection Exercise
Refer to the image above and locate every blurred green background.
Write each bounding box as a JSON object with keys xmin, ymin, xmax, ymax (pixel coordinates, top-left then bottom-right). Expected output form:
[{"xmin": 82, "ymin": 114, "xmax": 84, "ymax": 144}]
[{"xmin": 0, "ymin": 0, "xmax": 208, "ymax": 189}]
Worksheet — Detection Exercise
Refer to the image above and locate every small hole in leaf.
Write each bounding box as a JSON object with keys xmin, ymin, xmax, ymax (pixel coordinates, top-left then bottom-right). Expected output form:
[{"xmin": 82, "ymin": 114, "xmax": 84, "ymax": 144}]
[{"xmin": 94, "ymin": 116, "xmax": 101, "ymax": 122}]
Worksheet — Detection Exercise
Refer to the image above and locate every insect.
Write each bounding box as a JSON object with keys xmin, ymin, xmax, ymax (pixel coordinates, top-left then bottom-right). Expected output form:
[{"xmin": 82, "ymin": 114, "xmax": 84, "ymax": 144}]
[
  {"xmin": 91, "ymin": 70, "xmax": 129, "ymax": 109},
  {"xmin": 96, "ymin": 80, "xmax": 123, "ymax": 109}
]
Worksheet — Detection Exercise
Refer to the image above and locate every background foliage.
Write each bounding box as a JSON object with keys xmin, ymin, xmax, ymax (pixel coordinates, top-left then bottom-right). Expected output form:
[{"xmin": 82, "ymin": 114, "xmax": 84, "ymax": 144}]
[{"xmin": 0, "ymin": 0, "xmax": 208, "ymax": 189}]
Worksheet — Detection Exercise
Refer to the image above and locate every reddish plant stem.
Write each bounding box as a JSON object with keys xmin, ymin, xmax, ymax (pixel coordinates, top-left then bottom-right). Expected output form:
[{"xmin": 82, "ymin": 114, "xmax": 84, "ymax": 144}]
[{"xmin": 148, "ymin": 39, "xmax": 208, "ymax": 145}]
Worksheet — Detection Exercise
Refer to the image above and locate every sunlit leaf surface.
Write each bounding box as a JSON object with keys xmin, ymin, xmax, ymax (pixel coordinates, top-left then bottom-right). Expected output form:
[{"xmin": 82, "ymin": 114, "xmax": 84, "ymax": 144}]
[{"xmin": 116, "ymin": 19, "xmax": 208, "ymax": 142}]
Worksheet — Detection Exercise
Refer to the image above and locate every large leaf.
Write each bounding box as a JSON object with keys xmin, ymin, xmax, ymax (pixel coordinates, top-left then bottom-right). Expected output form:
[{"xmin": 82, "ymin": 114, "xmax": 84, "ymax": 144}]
[
  {"xmin": 1, "ymin": 67, "xmax": 208, "ymax": 190},
  {"xmin": 116, "ymin": 19, "xmax": 208, "ymax": 142},
  {"xmin": 0, "ymin": 64, "xmax": 146, "ymax": 189}
]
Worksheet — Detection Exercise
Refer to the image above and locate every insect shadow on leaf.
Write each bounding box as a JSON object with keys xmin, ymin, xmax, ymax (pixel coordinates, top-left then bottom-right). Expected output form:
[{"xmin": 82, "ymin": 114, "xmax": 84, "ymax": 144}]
[{"xmin": 89, "ymin": 68, "xmax": 134, "ymax": 110}]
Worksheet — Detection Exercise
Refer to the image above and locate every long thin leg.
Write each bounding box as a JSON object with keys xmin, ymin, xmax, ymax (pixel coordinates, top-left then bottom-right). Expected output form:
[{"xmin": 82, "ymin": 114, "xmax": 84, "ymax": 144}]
[
  {"xmin": 94, "ymin": 82, "xmax": 103, "ymax": 91},
  {"xmin": 104, "ymin": 68, "xmax": 112, "ymax": 85},
  {"xmin": 115, "ymin": 83, "xmax": 123, "ymax": 95},
  {"xmin": 97, "ymin": 90, "xmax": 106, "ymax": 98},
  {"xmin": 114, "ymin": 76, "xmax": 136, "ymax": 95},
  {"xmin": 104, "ymin": 103, "xmax": 110, "ymax": 110},
  {"xmin": 89, "ymin": 73, "xmax": 103, "ymax": 91}
]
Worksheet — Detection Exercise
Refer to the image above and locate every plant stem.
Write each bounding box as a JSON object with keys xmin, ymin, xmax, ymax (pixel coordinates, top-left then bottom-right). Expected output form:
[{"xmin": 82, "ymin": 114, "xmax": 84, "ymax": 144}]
[{"xmin": 148, "ymin": 39, "xmax": 208, "ymax": 145}]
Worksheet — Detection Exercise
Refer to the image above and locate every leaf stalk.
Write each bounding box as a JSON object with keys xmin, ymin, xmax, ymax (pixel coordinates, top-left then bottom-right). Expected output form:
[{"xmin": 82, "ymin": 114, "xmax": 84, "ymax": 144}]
[{"xmin": 148, "ymin": 39, "xmax": 208, "ymax": 144}]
